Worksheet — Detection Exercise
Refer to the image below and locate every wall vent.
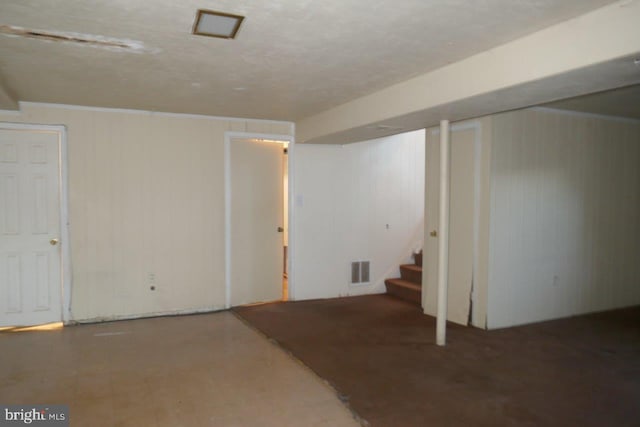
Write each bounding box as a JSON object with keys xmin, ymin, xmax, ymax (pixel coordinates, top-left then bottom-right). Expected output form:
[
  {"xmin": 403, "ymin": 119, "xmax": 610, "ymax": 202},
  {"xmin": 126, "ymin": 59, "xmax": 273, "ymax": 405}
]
[{"xmin": 350, "ymin": 261, "xmax": 370, "ymax": 285}]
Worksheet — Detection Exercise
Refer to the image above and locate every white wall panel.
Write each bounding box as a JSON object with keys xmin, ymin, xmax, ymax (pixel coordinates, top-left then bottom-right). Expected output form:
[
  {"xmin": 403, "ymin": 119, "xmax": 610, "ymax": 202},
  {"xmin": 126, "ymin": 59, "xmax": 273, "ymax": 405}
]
[
  {"xmin": 0, "ymin": 104, "xmax": 292, "ymax": 322},
  {"xmin": 488, "ymin": 109, "xmax": 640, "ymax": 328},
  {"xmin": 293, "ymin": 130, "xmax": 425, "ymax": 300}
]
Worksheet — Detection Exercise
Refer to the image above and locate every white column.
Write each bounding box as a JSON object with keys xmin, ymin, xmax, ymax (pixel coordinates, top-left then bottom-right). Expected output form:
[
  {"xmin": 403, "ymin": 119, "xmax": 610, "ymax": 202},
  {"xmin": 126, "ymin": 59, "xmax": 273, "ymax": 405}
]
[{"xmin": 436, "ymin": 120, "xmax": 450, "ymax": 346}]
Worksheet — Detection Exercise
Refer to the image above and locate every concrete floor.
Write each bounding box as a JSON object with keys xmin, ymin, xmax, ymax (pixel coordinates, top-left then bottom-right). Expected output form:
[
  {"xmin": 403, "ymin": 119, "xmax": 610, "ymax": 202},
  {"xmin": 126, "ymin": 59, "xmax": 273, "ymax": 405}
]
[
  {"xmin": 0, "ymin": 312, "xmax": 360, "ymax": 427},
  {"xmin": 235, "ymin": 295, "xmax": 640, "ymax": 427}
]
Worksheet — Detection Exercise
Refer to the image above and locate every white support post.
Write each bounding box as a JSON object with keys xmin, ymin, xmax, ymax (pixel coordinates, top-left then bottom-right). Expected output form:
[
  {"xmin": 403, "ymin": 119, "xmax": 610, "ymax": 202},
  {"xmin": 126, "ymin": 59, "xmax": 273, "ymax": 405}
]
[{"xmin": 436, "ymin": 120, "xmax": 451, "ymax": 346}]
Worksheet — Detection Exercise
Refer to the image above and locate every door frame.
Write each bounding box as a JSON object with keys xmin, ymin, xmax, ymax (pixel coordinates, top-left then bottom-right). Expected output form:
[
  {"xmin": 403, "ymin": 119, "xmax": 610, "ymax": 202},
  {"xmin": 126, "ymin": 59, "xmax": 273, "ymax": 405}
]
[
  {"xmin": 425, "ymin": 120, "xmax": 482, "ymax": 326},
  {"xmin": 0, "ymin": 122, "xmax": 72, "ymax": 324},
  {"xmin": 224, "ymin": 131, "xmax": 295, "ymax": 308}
]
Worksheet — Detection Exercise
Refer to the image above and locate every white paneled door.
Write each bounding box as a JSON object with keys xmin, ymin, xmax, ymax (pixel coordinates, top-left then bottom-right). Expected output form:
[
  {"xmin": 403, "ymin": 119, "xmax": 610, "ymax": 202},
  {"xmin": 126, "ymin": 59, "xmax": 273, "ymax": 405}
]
[
  {"xmin": 230, "ymin": 138, "xmax": 284, "ymax": 306},
  {"xmin": 0, "ymin": 128, "xmax": 62, "ymax": 327}
]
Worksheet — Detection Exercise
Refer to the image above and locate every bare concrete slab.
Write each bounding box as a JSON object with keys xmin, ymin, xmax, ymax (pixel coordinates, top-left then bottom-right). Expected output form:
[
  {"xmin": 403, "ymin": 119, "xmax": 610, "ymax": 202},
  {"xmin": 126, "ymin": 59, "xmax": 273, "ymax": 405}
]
[{"xmin": 0, "ymin": 312, "xmax": 360, "ymax": 426}]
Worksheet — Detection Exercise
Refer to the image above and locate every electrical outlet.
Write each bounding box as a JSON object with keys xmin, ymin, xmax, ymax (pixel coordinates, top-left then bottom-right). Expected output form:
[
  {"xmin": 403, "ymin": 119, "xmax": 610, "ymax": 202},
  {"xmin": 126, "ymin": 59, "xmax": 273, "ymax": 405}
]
[{"xmin": 148, "ymin": 273, "xmax": 157, "ymax": 291}]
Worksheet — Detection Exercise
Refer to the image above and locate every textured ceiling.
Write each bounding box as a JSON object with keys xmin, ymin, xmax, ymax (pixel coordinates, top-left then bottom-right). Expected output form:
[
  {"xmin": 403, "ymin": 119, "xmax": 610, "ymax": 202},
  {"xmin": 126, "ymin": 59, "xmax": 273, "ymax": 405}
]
[{"xmin": 0, "ymin": 0, "xmax": 618, "ymax": 121}]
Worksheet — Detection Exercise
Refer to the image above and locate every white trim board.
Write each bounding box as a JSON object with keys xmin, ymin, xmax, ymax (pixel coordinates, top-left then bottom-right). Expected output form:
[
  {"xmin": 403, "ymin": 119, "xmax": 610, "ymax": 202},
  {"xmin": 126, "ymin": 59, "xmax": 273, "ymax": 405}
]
[
  {"xmin": 18, "ymin": 101, "xmax": 294, "ymax": 126},
  {"xmin": 286, "ymin": 127, "xmax": 297, "ymax": 302},
  {"xmin": 224, "ymin": 131, "xmax": 296, "ymax": 309},
  {"xmin": 531, "ymin": 107, "xmax": 640, "ymax": 125},
  {"xmin": 70, "ymin": 306, "xmax": 227, "ymax": 325},
  {"xmin": 0, "ymin": 122, "xmax": 72, "ymax": 324}
]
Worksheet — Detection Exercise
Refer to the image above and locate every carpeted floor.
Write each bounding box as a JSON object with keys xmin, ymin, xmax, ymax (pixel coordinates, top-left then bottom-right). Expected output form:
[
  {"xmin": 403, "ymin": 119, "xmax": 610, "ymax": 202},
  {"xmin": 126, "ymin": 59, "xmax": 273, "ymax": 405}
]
[{"xmin": 233, "ymin": 294, "xmax": 640, "ymax": 427}]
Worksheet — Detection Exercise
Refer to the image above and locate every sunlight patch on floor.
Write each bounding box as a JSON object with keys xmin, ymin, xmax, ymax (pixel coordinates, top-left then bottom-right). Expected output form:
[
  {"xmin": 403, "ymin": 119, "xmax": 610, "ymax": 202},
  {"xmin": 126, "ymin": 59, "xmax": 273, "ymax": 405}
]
[{"xmin": 0, "ymin": 322, "xmax": 63, "ymax": 333}]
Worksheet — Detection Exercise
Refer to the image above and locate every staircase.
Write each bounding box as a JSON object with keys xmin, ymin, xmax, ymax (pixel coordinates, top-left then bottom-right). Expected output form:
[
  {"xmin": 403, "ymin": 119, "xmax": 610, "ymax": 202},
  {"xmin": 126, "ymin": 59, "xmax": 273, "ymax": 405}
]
[{"xmin": 384, "ymin": 251, "xmax": 422, "ymax": 306}]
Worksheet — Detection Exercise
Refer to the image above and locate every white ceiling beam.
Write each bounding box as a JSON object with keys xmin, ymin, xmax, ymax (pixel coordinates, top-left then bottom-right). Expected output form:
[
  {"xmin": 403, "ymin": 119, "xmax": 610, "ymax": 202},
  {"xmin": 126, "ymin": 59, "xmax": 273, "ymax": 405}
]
[{"xmin": 296, "ymin": 0, "xmax": 640, "ymax": 144}]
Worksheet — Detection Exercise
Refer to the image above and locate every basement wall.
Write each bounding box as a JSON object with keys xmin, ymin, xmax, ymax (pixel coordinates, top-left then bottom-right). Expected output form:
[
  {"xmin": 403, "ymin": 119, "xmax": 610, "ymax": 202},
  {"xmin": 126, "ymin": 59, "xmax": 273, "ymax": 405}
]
[
  {"xmin": 0, "ymin": 103, "xmax": 292, "ymax": 322},
  {"xmin": 487, "ymin": 108, "xmax": 640, "ymax": 329},
  {"xmin": 293, "ymin": 130, "xmax": 425, "ymax": 300}
]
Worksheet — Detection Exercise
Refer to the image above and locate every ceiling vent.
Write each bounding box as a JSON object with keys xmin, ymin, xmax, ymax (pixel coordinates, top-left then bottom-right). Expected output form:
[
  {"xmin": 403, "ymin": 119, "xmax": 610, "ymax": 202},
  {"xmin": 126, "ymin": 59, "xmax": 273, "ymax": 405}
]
[
  {"xmin": 0, "ymin": 25, "xmax": 151, "ymax": 53},
  {"xmin": 193, "ymin": 10, "xmax": 244, "ymax": 39}
]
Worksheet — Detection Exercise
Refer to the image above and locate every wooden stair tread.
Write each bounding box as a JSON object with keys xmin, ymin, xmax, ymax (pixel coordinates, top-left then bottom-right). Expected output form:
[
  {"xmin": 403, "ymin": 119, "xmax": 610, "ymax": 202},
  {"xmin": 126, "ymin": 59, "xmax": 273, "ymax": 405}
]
[
  {"xmin": 399, "ymin": 264, "xmax": 422, "ymax": 285},
  {"xmin": 385, "ymin": 251, "xmax": 423, "ymax": 306},
  {"xmin": 385, "ymin": 279, "xmax": 420, "ymax": 291},
  {"xmin": 400, "ymin": 264, "xmax": 422, "ymax": 272}
]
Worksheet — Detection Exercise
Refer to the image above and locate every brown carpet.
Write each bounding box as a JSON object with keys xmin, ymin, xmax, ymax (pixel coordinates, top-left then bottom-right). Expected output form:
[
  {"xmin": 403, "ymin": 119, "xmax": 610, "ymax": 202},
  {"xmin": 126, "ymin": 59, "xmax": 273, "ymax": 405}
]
[{"xmin": 233, "ymin": 294, "xmax": 640, "ymax": 427}]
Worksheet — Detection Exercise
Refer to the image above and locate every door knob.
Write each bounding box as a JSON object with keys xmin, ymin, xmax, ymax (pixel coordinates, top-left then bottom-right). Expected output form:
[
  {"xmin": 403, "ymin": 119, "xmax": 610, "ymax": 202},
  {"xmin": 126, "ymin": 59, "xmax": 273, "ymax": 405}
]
[
  {"xmin": 277, "ymin": 227, "xmax": 284, "ymax": 233},
  {"xmin": 50, "ymin": 238, "xmax": 59, "ymax": 246},
  {"xmin": 430, "ymin": 230, "xmax": 438, "ymax": 237}
]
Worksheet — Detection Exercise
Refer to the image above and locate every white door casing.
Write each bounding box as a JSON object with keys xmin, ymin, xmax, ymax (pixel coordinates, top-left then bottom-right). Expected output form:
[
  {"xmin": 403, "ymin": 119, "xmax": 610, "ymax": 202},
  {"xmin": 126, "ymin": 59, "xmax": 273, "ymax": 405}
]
[
  {"xmin": 424, "ymin": 123, "xmax": 478, "ymax": 326},
  {"xmin": 229, "ymin": 137, "xmax": 285, "ymax": 306},
  {"xmin": 0, "ymin": 125, "xmax": 67, "ymax": 327}
]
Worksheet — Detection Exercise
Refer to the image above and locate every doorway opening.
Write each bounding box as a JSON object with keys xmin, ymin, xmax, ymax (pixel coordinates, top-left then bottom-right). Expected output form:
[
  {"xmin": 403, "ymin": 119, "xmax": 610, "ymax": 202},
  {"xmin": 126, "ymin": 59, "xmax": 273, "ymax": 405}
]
[{"xmin": 225, "ymin": 132, "xmax": 293, "ymax": 308}]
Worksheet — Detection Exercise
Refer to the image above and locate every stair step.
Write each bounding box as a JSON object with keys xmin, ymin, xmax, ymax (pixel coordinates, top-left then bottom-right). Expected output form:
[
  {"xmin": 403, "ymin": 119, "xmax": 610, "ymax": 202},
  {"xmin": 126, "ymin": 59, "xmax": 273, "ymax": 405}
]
[
  {"xmin": 385, "ymin": 279, "xmax": 421, "ymax": 306},
  {"xmin": 414, "ymin": 251, "xmax": 423, "ymax": 267},
  {"xmin": 400, "ymin": 264, "xmax": 422, "ymax": 285}
]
